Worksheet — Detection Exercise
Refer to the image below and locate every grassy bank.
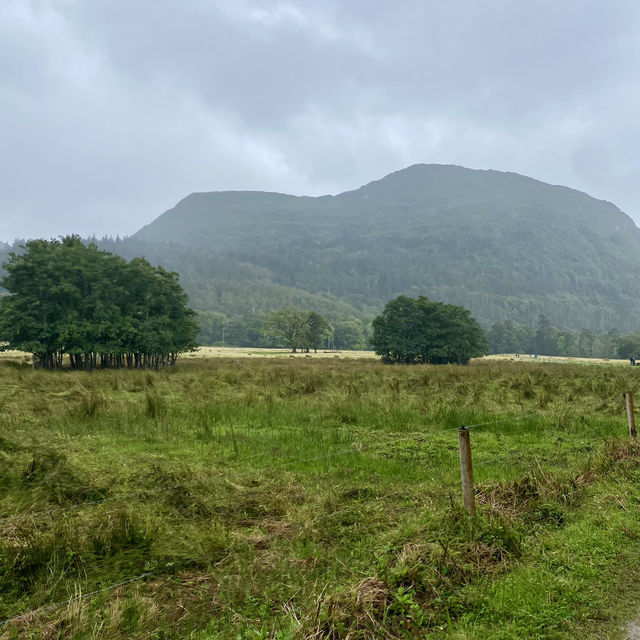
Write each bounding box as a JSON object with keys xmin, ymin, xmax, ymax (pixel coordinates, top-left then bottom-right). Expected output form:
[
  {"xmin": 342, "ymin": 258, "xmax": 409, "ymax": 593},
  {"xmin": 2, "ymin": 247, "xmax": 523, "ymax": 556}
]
[{"xmin": 1, "ymin": 358, "xmax": 640, "ymax": 638}]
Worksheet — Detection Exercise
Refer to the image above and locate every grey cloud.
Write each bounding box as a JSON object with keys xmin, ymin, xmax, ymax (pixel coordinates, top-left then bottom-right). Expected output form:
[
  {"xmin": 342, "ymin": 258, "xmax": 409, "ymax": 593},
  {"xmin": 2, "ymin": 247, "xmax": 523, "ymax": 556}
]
[{"xmin": 1, "ymin": 0, "xmax": 640, "ymax": 240}]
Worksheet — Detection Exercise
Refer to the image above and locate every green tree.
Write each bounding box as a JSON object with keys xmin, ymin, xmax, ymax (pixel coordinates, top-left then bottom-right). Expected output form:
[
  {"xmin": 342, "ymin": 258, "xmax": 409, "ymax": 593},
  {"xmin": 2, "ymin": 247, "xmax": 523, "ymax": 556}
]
[
  {"xmin": 435, "ymin": 304, "xmax": 489, "ymax": 365},
  {"xmin": 487, "ymin": 320, "xmax": 538, "ymax": 355},
  {"xmin": 616, "ymin": 332, "xmax": 640, "ymax": 360},
  {"xmin": 534, "ymin": 315, "xmax": 558, "ymax": 355},
  {"xmin": 262, "ymin": 307, "xmax": 311, "ymax": 352},
  {"xmin": 196, "ymin": 310, "xmax": 229, "ymax": 345},
  {"xmin": 594, "ymin": 328, "xmax": 620, "ymax": 359},
  {"xmin": 262, "ymin": 308, "xmax": 332, "ymax": 353},
  {"xmin": 488, "ymin": 320, "xmax": 520, "ymax": 354},
  {"xmin": 333, "ymin": 318, "xmax": 366, "ymax": 350},
  {"xmin": 577, "ymin": 329, "xmax": 596, "ymax": 358},
  {"xmin": 305, "ymin": 311, "xmax": 333, "ymax": 352},
  {"xmin": 0, "ymin": 237, "xmax": 198, "ymax": 368},
  {"xmin": 371, "ymin": 295, "xmax": 487, "ymax": 364}
]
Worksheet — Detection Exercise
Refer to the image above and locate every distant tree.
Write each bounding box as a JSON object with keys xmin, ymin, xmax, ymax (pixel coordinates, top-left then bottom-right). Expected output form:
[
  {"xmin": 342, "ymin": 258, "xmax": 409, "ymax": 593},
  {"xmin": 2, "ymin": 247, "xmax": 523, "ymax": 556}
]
[
  {"xmin": 594, "ymin": 328, "xmax": 620, "ymax": 359},
  {"xmin": 487, "ymin": 318, "xmax": 626, "ymax": 359},
  {"xmin": 513, "ymin": 324, "xmax": 536, "ymax": 354},
  {"xmin": 616, "ymin": 332, "xmax": 640, "ymax": 360},
  {"xmin": 576, "ymin": 328, "xmax": 596, "ymax": 358},
  {"xmin": 534, "ymin": 315, "xmax": 558, "ymax": 355},
  {"xmin": 556, "ymin": 335, "xmax": 567, "ymax": 356},
  {"xmin": 371, "ymin": 295, "xmax": 487, "ymax": 364},
  {"xmin": 305, "ymin": 311, "xmax": 333, "ymax": 352},
  {"xmin": 0, "ymin": 236, "xmax": 198, "ymax": 368},
  {"xmin": 196, "ymin": 310, "xmax": 229, "ymax": 345},
  {"xmin": 488, "ymin": 320, "xmax": 521, "ymax": 353},
  {"xmin": 333, "ymin": 318, "xmax": 366, "ymax": 350},
  {"xmin": 262, "ymin": 307, "xmax": 311, "ymax": 352},
  {"xmin": 262, "ymin": 308, "xmax": 333, "ymax": 353}
]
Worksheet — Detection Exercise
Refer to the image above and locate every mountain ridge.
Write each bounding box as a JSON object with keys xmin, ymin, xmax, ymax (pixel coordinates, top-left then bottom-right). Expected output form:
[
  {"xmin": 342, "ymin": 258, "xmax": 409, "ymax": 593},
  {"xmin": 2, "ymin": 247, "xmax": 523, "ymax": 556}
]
[{"xmin": 109, "ymin": 163, "xmax": 640, "ymax": 336}]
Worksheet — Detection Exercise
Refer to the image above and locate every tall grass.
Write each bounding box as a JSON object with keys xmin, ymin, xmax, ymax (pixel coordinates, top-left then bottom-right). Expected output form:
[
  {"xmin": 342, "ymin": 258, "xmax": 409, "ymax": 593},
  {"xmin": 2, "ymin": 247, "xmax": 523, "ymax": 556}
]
[{"xmin": 0, "ymin": 358, "xmax": 639, "ymax": 638}]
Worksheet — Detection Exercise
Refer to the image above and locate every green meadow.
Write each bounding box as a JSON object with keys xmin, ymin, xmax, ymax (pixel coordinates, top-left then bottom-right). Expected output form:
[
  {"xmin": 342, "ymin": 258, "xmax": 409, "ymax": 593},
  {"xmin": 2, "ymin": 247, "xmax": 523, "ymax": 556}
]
[{"xmin": 2, "ymin": 357, "xmax": 640, "ymax": 639}]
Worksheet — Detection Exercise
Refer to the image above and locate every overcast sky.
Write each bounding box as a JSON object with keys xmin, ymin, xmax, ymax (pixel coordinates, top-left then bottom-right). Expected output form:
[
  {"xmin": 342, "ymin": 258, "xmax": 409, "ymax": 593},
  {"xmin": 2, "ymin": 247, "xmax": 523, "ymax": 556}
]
[{"xmin": 2, "ymin": 0, "xmax": 640, "ymax": 241}]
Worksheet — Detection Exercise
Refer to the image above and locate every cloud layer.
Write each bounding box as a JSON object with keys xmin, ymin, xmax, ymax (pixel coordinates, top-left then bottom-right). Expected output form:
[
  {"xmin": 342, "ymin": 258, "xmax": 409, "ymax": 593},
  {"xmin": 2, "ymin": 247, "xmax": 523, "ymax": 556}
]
[{"xmin": 2, "ymin": 0, "xmax": 639, "ymax": 240}]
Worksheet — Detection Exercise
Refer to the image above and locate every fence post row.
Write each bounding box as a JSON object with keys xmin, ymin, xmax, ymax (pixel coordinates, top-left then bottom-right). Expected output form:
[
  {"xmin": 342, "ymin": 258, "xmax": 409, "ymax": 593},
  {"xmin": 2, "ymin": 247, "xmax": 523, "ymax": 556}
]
[
  {"xmin": 457, "ymin": 395, "xmax": 637, "ymax": 519},
  {"xmin": 625, "ymin": 392, "xmax": 637, "ymax": 438},
  {"xmin": 458, "ymin": 426, "xmax": 476, "ymax": 516}
]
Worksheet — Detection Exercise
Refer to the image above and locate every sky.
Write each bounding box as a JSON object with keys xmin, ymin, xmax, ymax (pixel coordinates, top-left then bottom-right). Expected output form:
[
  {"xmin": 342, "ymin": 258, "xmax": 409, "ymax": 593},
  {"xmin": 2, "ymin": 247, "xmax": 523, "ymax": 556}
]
[{"xmin": 2, "ymin": 0, "xmax": 640, "ymax": 241}]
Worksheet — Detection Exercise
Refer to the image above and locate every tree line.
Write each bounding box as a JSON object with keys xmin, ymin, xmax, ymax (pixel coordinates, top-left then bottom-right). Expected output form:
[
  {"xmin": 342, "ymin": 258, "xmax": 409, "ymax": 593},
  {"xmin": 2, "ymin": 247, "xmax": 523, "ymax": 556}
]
[
  {"xmin": 196, "ymin": 308, "xmax": 368, "ymax": 351},
  {"xmin": 12, "ymin": 236, "xmax": 633, "ymax": 367},
  {"xmin": 197, "ymin": 296, "xmax": 488, "ymax": 364},
  {"xmin": 0, "ymin": 237, "xmax": 198, "ymax": 369},
  {"xmin": 487, "ymin": 315, "xmax": 635, "ymax": 359}
]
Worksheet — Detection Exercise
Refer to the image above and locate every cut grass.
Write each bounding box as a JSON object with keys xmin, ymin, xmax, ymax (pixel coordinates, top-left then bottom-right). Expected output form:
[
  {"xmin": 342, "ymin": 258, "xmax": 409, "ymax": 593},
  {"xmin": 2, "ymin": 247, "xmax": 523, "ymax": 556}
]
[{"xmin": 0, "ymin": 358, "xmax": 640, "ymax": 638}]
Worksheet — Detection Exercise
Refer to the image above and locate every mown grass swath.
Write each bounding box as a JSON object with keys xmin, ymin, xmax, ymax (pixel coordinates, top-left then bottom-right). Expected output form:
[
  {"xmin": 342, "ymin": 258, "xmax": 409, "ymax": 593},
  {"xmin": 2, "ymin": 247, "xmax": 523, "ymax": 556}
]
[{"xmin": 1, "ymin": 357, "xmax": 640, "ymax": 639}]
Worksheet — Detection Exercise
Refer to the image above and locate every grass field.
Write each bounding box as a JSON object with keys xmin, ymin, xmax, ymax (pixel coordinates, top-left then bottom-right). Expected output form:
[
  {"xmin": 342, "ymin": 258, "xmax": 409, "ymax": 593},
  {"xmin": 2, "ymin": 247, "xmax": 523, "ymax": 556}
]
[
  {"xmin": 2, "ymin": 356, "xmax": 640, "ymax": 638},
  {"xmin": 484, "ymin": 353, "xmax": 630, "ymax": 366},
  {"xmin": 182, "ymin": 346, "xmax": 379, "ymax": 360}
]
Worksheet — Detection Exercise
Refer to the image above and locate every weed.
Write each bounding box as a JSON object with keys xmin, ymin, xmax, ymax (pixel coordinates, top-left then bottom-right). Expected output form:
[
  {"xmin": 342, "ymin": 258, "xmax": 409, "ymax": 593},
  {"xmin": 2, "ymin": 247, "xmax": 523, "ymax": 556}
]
[{"xmin": 145, "ymin": 391, "xmax": 167, "ymax": 419}]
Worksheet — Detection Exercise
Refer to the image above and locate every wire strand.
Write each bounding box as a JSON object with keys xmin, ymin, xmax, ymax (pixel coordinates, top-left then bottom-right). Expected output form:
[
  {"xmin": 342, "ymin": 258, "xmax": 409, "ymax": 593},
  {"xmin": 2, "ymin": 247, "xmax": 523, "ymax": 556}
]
[
  {"xmin": 0, "ymin": 483, "xmax": 193, "ymax": 525},
  {"xmin": 461, "ymin": 412, "xmax": 542, "ymax": 429},
  {"xmin": 0, "ymin": 572, "xmax": 152, "ymax": 629},
  {"xmin": 0, "ymin": 444, "xmax": 376, "ymax": 525}
]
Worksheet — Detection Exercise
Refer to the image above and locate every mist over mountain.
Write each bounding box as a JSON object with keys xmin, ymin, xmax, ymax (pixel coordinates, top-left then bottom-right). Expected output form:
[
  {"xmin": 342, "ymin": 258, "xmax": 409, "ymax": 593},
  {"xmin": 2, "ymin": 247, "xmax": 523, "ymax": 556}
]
[{"xmin": 105, "ymin": 164, "xmax": 640, "ymax": 335}]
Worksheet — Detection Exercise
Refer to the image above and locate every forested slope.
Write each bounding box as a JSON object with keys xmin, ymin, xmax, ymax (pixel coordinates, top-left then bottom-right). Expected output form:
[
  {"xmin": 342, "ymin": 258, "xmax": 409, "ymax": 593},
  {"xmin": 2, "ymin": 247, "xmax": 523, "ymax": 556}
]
[{"xmin": 121, "ymin": 164, "xmax": 640, "ymax": 333}]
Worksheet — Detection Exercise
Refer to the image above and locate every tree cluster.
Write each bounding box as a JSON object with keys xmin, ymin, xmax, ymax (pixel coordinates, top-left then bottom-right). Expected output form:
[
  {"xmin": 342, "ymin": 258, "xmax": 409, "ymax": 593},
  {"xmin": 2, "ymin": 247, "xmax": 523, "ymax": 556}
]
[
  {"xmin": 371, "ymin": 295, "xmax": 488, "ymax": 364},
  {"xmin": 195, "ymin": 308, "xmax": 367, "ymax": 351},
  {"xmin": 0, "ymin": 237, "xmax": 198, "ymax": 369},
  {"xmin": 487, "ymin": 316, "xmax": 623, "ymax": 358},
  {"xmin": 261, "ymin": 308, "xmax": 334, "ymax": 352}
]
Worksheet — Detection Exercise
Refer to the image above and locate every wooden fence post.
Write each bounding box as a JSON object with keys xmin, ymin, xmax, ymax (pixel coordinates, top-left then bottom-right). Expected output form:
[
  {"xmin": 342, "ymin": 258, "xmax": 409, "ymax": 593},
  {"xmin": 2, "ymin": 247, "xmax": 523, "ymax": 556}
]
[
  {"xmin": 458, "ymin": 426, "xmax": 476, "ymax": 516},
  {"xmin": 625, "ymin": 392, "xmax": 637, "ymax": 438}
]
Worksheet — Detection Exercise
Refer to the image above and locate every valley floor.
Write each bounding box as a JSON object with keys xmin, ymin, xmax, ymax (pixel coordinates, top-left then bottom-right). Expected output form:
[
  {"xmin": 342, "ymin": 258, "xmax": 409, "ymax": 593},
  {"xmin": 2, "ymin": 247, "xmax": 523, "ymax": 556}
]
[{"xmin": 183, "ymin": 346, "xmax": 378, "ymax": 360}]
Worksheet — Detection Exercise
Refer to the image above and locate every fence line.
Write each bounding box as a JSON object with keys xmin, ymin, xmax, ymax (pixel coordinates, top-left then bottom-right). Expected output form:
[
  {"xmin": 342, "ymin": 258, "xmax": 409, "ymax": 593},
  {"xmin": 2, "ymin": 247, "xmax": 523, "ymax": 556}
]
[
  {"xmin": 1, "ymin": 397, "xmax": 633, "ymax": 630},
  {"xmin": 0, "ymin": 572, "xmax": 152, "ymax": 629},
  {"xmin": 1, "ymin": 397, "xmax": 629, "ymax": 526},
  {"xmin": 453, "ymin": 389, "xmax": 629, "ymax": 430},
  {"xmin": 461, "ymin": 412, "xmax": 542, "ymax": 429},
  {"xmin": 2, "ymin": 397, "xmax": 628, "ymax": 525},
  {"xmin": 0, "ymin": 394, "xmax": 636, "ymax": 638},
  {"xmin": 455, "ymin": 392, "xmax": 634, "ymax": 513}
]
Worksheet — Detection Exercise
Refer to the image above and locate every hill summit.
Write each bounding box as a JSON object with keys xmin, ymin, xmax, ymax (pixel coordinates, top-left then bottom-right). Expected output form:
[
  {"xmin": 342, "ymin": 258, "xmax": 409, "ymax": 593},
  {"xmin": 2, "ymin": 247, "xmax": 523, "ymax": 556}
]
[{"xmin": 121, "ymin": 164, "xmax": 640, "ymax": 334}]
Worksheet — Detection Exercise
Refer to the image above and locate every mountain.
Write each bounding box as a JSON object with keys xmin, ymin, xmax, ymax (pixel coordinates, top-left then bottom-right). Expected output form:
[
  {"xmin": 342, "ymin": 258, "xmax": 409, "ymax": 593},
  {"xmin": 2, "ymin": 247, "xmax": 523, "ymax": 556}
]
[{"xmin": 113, "ymin": 164, "xmax": 640, "ymax": 335}]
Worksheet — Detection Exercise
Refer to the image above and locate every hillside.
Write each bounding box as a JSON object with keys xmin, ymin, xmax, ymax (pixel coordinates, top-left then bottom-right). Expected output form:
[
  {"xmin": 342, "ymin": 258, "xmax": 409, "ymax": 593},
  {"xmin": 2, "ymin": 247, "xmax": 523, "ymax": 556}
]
[{"xmin": 115, "ymin": 164, "xmax": 640, "ymax": 334}]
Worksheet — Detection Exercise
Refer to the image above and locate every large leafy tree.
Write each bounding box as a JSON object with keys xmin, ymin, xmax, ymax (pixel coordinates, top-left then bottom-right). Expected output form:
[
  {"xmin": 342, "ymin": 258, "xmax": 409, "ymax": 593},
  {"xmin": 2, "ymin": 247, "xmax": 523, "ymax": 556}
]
[
  {"xmin": 305, "ymin": 311, "xmax": 333, "ymax": 353},
  {"xmin": 0, "ymin": 236, "xmax": 198, "ymax": 368},
  {"xmin": 262, "ymin": 307, "xmax": 333, "ymax": 353},
  {"xmin": 262, "ymin": 307, "xmax": 311, "ymax": 352},
  {"xmin": 371, "ymin": 295, "xmax": 487, "ymax": 364}
]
